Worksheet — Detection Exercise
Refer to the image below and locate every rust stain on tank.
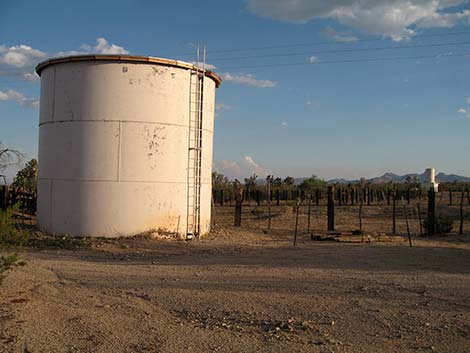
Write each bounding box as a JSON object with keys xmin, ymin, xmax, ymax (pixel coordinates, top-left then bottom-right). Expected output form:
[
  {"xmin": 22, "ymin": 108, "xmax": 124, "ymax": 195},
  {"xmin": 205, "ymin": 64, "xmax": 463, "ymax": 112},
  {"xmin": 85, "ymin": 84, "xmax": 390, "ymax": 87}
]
[
  {"xmin": 145, "ymin": 125, "xmax": 167, "ymax": 169},
  {"xmin": 152, "ymin": 66, "xmax": 170, "ymax": 76}
]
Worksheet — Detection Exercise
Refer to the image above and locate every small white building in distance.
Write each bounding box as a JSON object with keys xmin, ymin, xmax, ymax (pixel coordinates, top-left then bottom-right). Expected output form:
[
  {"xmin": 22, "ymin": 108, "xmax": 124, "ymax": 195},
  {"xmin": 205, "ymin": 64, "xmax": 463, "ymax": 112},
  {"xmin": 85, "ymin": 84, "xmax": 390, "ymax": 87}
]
[{"xmin": 423, "ymin": 168, "xmax": 439, "ymax": 192}]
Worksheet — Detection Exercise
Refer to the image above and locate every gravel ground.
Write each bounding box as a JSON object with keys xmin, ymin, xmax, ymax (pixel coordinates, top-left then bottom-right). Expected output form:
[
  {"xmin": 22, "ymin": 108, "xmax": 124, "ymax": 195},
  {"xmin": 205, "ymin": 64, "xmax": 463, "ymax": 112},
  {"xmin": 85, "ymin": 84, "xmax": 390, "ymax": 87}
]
[{"xmin": 1, "ymin": 223, "xmax": 470, "ymax": 353}]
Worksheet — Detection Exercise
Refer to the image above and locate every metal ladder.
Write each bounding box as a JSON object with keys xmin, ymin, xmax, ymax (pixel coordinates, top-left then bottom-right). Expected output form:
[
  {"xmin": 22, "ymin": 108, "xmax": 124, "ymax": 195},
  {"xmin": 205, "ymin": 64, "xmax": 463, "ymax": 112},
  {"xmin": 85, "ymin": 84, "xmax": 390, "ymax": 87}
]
[{"xmin": 186, "ymin": 46, "xmax": 205, "ymax": 239}]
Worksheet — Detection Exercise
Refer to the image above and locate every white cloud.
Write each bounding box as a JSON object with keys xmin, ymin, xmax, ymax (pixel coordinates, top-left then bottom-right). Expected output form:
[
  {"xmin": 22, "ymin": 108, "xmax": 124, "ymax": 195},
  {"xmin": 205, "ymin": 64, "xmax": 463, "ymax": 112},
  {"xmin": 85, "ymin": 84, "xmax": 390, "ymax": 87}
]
[
  {"xmin": 0, "ymin": 39, "xmax": 133, "ymax": 112},
  {"xmin": 0, "ymin": 89, "xmax": 39, "ymax": 110},
  {"xmin": 247, "ymin": 0, "xmax": 470, "ymax": 41},
  {"xmin": 92, "ymin": 38, "xmax": 128, "ymax": 54},
  {"xmin": 457, "ymin": 96, "xmax": 470, "ymax": 117},
  {"xmin": 0, "ymin": 38, "xmax": 129, "ymax": 82},
  {"xmin": 458, "ymin": 108, "xmax": 470, "ymax": 118},
  {"xmin": 216, "ymin": 103, "xmax": 232, "ymax": 111},
  {"xmin": 305, "ymin": 100, "xmax": 312, "ymax": 105},
  {"xmin": 0, "ymin": 89, "xmax": 23, "ymax": 101},
  {"xmin": 0, "ymin": 44, "xmax": 46, "ymax": 68},
  {"xmin": 214, "ymin": 160, "xmax": 241, "ymax": 178},
  {"xmin": 437, "ymin": 51, "xmax": 454, "ymax": 59},
  {"xmin": 309, "ymin": 56, "xmax": 318, "ymax": 64},
  {"xmin": 220, "ymin": 160, "xmax": 241, "ymax": 172},
  {"xmin": 221, "ymin": 72, "xmax": 277, "ymax": 87},
  {"xmin": 22, "ymin": 72, "xmax": 40, "ymax": 82},
  {"xmin": 324, "ymin": 26, "xmax": 358, "ymax": 42},
  {"xmin": 214, "ymin": 155, "xmax": 271, "ymax": 178},
  {"xmin": 215, "ymin": 103, "xmax": 232, "ymax": 117},
  {"xmin": 281, "ymin": 121, "xmax": 288, "ymax": 127},
  {"xmin": 243, "ymin": 155, "xmax": 271, "ymax": 177},
  {"xmin": 58, "ymin": 38, "xmax": 129, "ymax": 57}
]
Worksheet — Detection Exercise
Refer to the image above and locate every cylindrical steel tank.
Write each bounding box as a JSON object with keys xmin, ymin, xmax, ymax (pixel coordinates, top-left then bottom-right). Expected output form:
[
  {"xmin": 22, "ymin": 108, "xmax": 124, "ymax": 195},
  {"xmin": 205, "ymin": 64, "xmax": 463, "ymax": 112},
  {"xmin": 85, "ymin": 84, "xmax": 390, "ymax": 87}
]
[{"xmin": 35, "ymin": 55, "xmax": 221, "ymax": 238}]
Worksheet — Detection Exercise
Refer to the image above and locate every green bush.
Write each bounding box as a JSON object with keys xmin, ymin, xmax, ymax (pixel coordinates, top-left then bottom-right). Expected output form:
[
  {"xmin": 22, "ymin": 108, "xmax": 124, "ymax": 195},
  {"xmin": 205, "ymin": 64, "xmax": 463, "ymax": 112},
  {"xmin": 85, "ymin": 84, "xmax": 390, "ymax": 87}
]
[
  {"xmin": 423, "ymin": 213, "xmax": 454, "ymax": 235},
  {"xmin": 0, "ymin": 205, "xmax": 30, "ymax": 248}
]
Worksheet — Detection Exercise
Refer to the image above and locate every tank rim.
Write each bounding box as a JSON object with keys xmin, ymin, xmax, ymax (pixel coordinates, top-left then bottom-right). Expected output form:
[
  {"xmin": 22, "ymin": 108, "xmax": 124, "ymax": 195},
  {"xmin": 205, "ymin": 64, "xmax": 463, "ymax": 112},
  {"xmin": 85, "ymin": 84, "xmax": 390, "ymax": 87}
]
[{"xmin": 35, "ymin": 54, "xmax": 222, "ymax": 87}]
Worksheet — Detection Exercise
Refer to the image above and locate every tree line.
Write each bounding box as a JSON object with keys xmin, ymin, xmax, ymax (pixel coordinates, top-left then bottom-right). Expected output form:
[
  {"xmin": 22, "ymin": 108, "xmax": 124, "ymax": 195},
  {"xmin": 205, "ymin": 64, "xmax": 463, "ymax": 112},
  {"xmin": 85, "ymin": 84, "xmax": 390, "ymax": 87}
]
[{"xmin": 212, "ymin": 171, "xmax": 470, "ymax": 206}]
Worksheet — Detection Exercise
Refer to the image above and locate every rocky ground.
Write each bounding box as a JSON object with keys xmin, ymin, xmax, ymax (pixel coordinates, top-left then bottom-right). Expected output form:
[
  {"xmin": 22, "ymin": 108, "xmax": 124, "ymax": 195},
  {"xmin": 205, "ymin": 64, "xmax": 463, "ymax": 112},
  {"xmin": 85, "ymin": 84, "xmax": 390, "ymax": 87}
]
[{"xmin": 1, "ymin": 204, "xmax": 470, "ymax": 352}]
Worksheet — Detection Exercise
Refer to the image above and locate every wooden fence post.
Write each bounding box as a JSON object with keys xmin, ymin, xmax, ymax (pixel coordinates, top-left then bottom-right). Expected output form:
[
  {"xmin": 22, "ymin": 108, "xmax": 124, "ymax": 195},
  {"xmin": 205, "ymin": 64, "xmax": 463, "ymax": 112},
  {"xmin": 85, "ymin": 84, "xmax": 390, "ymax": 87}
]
[
  {"xmin": 267, "ymin": 176, "xmax": 272, "ymax": 231},
  {"xmin": 307, "ymin": 194, "xmax": 312, "ymax": 233},
  {"xmin": 417, "ymin": 202, "xmax": 423, "ymax": 236},
  {"xmin": 460, "ymin": 189, "xmax": 464, "ymax": 235},
  {"xmin": 234, "ymin": 200, "xmax": 242, "ymax": 227},
  {"xmin": 293, "ymin": 198, "xmax": 301, "ymax": 246},
  {"xmin": 402, "ymin": 198, "xmax": 413, "ymax": 247},
  {"xmin": 359, "ymin": 188, "xmax": 363, "ymax": 231},
  {"xmin": 327, "ymin": 186, "xmax": 335, "ymax": 231},
  {"xmin": 428, "ymin": 188, "xmax": 436, "ymax": 236},
  {"xmin": 392, "ymin": 187, "xmax": 397, "ymax": 235}
]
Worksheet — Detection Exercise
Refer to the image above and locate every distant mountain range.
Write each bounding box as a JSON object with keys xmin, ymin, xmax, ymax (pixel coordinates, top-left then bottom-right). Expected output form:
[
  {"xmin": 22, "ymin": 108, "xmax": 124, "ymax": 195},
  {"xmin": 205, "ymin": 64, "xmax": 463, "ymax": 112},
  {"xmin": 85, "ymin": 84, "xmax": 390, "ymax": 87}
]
[{"xmin": 294, "ymin": 172, "xmax": 470, "ymax": 185}]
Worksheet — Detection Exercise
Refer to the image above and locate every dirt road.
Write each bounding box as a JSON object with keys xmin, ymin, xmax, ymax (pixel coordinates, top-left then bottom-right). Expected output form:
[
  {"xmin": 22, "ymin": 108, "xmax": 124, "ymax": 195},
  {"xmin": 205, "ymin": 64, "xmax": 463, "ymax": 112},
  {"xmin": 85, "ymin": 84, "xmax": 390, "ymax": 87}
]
[{"xmin": 1, "ymin": 228, "xmax": 470, "ymax": 352}]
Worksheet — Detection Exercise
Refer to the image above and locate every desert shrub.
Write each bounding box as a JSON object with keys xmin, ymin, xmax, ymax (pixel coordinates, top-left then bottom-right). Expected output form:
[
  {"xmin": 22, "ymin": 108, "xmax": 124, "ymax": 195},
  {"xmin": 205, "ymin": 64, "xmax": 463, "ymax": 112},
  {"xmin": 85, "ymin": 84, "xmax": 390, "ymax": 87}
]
[
  {"xmin": 27, "ymin": 232, "xmax": 88, "ymax": 250},
  {"xmin": 299, "ymin": 175, "xmax": 328, "ymax": 193},
  {"xmin": 423, "ymin": 213, "xmax": 454, "ymax": 235},
  {"xmin": 0, "ymin": 253, "xmax": 25, "ymax": 284},
  {"xmin": 0, "ymin": 253, "xmax": 19, "ymax": 271},
  {"xmin": 0, "ymin": 205, "xmax": 29, "ymax": 248}
]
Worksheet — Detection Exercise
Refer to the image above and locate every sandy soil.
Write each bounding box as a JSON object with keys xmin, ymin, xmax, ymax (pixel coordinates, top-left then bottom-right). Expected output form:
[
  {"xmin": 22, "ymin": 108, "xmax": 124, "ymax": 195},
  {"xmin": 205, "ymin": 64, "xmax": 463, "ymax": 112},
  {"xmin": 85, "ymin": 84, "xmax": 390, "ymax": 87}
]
[{"xmin": 1, "ymin": 205, "xmax": 470, "ymax": 353}]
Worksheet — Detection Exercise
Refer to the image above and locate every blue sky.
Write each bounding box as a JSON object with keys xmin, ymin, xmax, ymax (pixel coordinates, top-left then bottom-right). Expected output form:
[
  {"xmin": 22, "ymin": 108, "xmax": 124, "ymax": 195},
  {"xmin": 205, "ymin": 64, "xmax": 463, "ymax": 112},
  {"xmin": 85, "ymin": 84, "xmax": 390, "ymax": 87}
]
[{"xmin": 1, "ymin": 0, "xmax": 470, "ymax": 181}]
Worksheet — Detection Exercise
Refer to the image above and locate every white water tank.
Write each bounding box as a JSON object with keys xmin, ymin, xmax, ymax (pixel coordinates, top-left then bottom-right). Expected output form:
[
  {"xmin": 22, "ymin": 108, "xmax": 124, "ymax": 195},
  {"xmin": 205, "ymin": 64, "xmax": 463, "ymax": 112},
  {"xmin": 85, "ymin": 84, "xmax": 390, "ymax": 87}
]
[
  {"xmin": 35, "ymin": 55, "xmax": 221, "ymax": 238},
  {"xmin": 425, "ymin": 168, "xmax": 435, "ymax": 183},
  {"xmin": 423, "ymin": 168, "xmax": 439, "ymax": 192}
]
